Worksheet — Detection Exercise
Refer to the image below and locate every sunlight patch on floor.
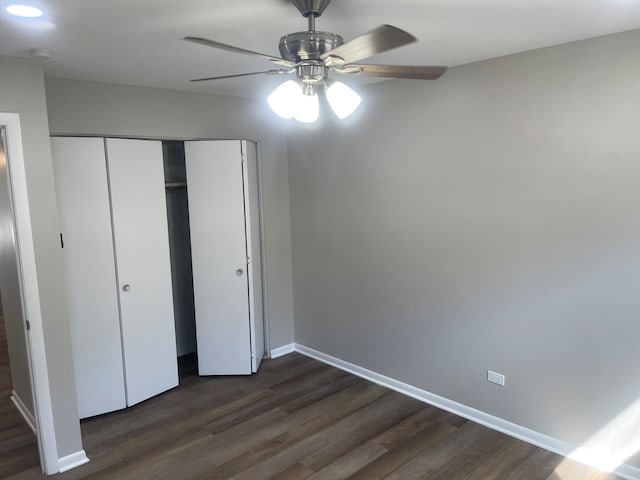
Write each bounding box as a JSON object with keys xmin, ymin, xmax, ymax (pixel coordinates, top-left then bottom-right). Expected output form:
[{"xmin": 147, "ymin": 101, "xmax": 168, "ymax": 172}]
[{"xmin": 553, "ymin": 396, "xmax": 640, "ymax": 477}]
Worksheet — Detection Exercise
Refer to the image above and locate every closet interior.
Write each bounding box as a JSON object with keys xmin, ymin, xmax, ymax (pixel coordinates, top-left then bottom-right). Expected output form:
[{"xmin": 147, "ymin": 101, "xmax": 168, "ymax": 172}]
[
  {"xmin": 163, "ymin": 141, "xmax": 196, "ymax": 360},
  {"xmin": 51, "ymin": 137, "xmax": 264, "ymax": 420}
]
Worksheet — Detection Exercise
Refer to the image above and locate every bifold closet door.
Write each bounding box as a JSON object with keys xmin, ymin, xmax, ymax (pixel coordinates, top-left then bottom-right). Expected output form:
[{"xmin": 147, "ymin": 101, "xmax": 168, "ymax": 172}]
[
  {"xmin": 51, "ymin": 137, "xmax": 126, "ymax": 418},
  {"xmin": 106, "ymin": 138, "xmax": 178, "ymax": 406},
  {"xmin": 185, "ymin": 140, "xmax": 263, "ymax": 375}
]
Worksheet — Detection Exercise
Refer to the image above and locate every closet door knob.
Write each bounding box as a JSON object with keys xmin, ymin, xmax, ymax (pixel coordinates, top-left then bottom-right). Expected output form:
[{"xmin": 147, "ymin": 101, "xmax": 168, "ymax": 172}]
[
  {"xmin": 122, "ymin": 284, "xmax": 131, "ymax": 292},
  {"xmin": 236, "ymin": 269, "xmax": 244, "ymax": 276}
]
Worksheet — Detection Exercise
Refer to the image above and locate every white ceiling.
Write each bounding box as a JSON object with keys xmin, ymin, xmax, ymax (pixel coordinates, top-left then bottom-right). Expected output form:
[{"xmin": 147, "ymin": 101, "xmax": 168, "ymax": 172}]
[{"xmin": 2, "ymin": 0, "xmax": 640, "ymax": 98}]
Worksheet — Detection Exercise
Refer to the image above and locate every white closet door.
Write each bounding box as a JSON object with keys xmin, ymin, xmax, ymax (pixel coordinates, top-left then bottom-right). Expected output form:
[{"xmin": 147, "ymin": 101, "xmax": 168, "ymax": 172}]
[
  {"xmin": 184, "ymin": 140, "xmax": 252, "ymax": 375},
  {"xmin": 51, "ymin": 137, "xmax": 126, "ymax": 418},
  {"xmin": 242, "ymin": 141, "xmax": 265, "ymax": 372},
  {"xmin": 105, "ymin": 138, "xmax": 178, "ymax": 406}
]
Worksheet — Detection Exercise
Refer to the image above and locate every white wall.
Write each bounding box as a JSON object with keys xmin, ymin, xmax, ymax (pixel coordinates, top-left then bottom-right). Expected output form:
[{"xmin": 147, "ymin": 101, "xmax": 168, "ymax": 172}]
[
  {"xmin": 44, "ymin": 78, "xmax": 295, "ymax": 351},
  {"xmin": 288, "ymin": 29, "xmax": 640, "ymax": 471},
  {"xmin": 0, "ymin": 56, "xmax": 83, "ymax": 459}
]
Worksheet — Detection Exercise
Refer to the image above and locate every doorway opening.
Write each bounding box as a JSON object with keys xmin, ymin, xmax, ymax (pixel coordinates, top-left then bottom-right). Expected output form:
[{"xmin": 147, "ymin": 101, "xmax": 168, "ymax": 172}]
[
  {"xmin": 1, "ymin": 114, "xmax": 65, "ymax": 475},
  {"xmin": 163, "ymin": 140, "xmax": 197, "ymax": 380},
  {"xmin": 0, "ymin": 295, "xmax": 39, "ymax": 476}
]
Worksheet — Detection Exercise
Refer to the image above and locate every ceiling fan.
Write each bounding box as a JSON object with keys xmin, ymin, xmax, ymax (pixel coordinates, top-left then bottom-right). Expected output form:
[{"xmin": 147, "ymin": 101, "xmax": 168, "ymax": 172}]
[{"xmin": 184, "ymin": 0, "xmax": 447, "ymax": 122}]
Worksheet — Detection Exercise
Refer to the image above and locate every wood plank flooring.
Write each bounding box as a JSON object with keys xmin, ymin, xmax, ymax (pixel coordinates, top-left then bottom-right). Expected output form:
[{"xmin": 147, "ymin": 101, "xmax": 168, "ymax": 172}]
[
  {"xmin": 0, "ymin": 301, "xmax": 40, "ymax": 478},
  {"xmin": 2, "ymin": 348, "xmax": 621, "ymax": 479}
]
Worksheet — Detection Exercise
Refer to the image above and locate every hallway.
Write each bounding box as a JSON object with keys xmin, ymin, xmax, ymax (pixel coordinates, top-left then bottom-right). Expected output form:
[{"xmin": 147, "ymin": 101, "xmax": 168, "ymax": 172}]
[{"xmin": 0, "ymin": 299, "xmax": 40, "ymax": 477}]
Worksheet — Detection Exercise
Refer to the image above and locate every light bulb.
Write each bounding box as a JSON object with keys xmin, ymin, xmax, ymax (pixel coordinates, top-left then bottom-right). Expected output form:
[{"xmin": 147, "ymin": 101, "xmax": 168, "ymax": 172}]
[
  {"xmin": 268, "ymin": 80, "xmax": 302, "ymax": 119},
  {"xmin": 326, "ymin": 81, "xmax": 361, "ymax": 119},
  {"xmin": 293, "ymin": 93, "xmax": 319, "ymax": 124},
  {"xmin": 6, "ymin": 4, "xmax": 43, "ymax": 17}
]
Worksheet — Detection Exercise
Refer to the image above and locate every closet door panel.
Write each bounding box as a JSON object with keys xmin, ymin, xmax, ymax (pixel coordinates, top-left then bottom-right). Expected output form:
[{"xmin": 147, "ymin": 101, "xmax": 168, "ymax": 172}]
[
  {"xmin": 51, "ymin": 137, "xmax": 126, "ymax": 418},
  {"xmin": 185, "ymin": 140, "xmax": 252, "ymax": 375},
  {"xmin": 106, "ymin": 138, "xmax": 178, "ymax": 406},
  {"xmin": 242, "ymin": 141, "xmax": 265, "ymax": 372}
]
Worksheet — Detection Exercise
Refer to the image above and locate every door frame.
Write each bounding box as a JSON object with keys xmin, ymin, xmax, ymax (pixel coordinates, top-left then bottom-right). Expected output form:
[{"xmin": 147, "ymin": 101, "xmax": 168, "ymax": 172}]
[{"xmin": 1, "ymin": 113, "xmax": 59, "ymax": 474}]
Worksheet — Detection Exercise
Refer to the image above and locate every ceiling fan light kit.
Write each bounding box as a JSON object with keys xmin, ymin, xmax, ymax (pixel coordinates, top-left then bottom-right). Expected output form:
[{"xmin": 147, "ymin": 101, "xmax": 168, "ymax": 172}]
[
  {"xmin": 185, "ymin": 0, "xmax": 448, "ymax": 124},
  {"xmin": 266, "ymin": 79, "xmax": 320, "ymax": 123},
  {"xmin": 325, "ymin": 81, "xmax": 362, "ymax": 120},
  {"xmin": 293, "ymin": 90, "xmax": 320, "ymax": 123},
  {"xmin": 267, "ymin": 80, "xmax": 302, "ymax": 119}
]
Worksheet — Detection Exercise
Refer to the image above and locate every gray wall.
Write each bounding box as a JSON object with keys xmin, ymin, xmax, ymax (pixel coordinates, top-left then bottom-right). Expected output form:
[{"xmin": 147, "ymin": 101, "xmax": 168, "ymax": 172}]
[
  {"xmin": 288, "ymin": 29, "xmax": 640, "ymax": 469},
  {"xmin": 0, "ymin": 56, "xmax": 83, "ymax": 458},
  {"xmin": 45, "ymin": 78, "xmax": 295, "ymax": 351}
]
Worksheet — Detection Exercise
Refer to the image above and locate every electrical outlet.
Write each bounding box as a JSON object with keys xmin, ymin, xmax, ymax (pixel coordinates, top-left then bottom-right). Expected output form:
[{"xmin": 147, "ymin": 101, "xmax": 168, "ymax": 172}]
[{"xmin": 487, "ymin": 370, "xmax": 505, "ymax": 386}]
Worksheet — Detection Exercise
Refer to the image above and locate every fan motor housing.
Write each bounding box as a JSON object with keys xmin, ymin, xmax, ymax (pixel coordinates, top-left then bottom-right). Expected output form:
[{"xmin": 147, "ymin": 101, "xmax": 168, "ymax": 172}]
[{"xmin": 279, "ymin": 31, "xmax": 343, "ymax": 61}]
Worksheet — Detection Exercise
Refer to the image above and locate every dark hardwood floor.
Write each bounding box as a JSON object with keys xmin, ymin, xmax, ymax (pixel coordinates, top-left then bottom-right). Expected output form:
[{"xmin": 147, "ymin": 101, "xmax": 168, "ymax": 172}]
[
  {"xmin": 1, "ymin": 347, "xmax": 620, "ymax": 479},
  {"xmin": 0, "ymin": 301, "xmax": 41, "ymax": 478}
]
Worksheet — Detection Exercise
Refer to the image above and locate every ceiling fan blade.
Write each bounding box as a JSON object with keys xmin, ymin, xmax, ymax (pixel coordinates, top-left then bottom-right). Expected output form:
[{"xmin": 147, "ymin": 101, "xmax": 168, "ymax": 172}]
[
  {"xmin": 321, "ymin": 25, "xmax": 417, "ymax": 65},
  {"xmin": 190, "ymin": 70, "xmax": 293, "ymax": 82},
  {"xmin": 184, "ymin": 36, "xmax": 294, "ymax": 67},
  {"xmin": 343, "ymin": 64, "xmax": 448, "ymax": 80}
]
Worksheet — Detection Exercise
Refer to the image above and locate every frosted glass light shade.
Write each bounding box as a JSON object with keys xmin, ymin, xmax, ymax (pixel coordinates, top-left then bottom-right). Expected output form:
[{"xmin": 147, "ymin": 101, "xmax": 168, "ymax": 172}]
[
  {"xmin": 268, "ymin": 80, "xmax": 302, "ymax": 119},
  {"xmin": 326, "ymin": 81, "xmax": 361, "ymax": 119},
  {"xmin": 293, "ymin": 93, "xmax": 319, "ymax": 124},
  {"xmin": 6, "ymin": 4, "xmax": 43, "ymax": 17}
]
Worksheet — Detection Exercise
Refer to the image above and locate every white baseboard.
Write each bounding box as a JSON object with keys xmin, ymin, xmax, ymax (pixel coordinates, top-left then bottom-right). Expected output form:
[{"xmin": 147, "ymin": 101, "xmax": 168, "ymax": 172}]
[
  {"xmin": 294, "ymin": 343, "xmax": 640, "ymax": 480},
  {"xmin": 11, "ymin": 391, "xmax": 36, "ymax": 433},
  {"xmin": 58, "ymin": 450, "xmax": 90, "ymax": 473},
  {"xmin": 270, "ymin": 343, "xmax": 295, "ymax": 359}
]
